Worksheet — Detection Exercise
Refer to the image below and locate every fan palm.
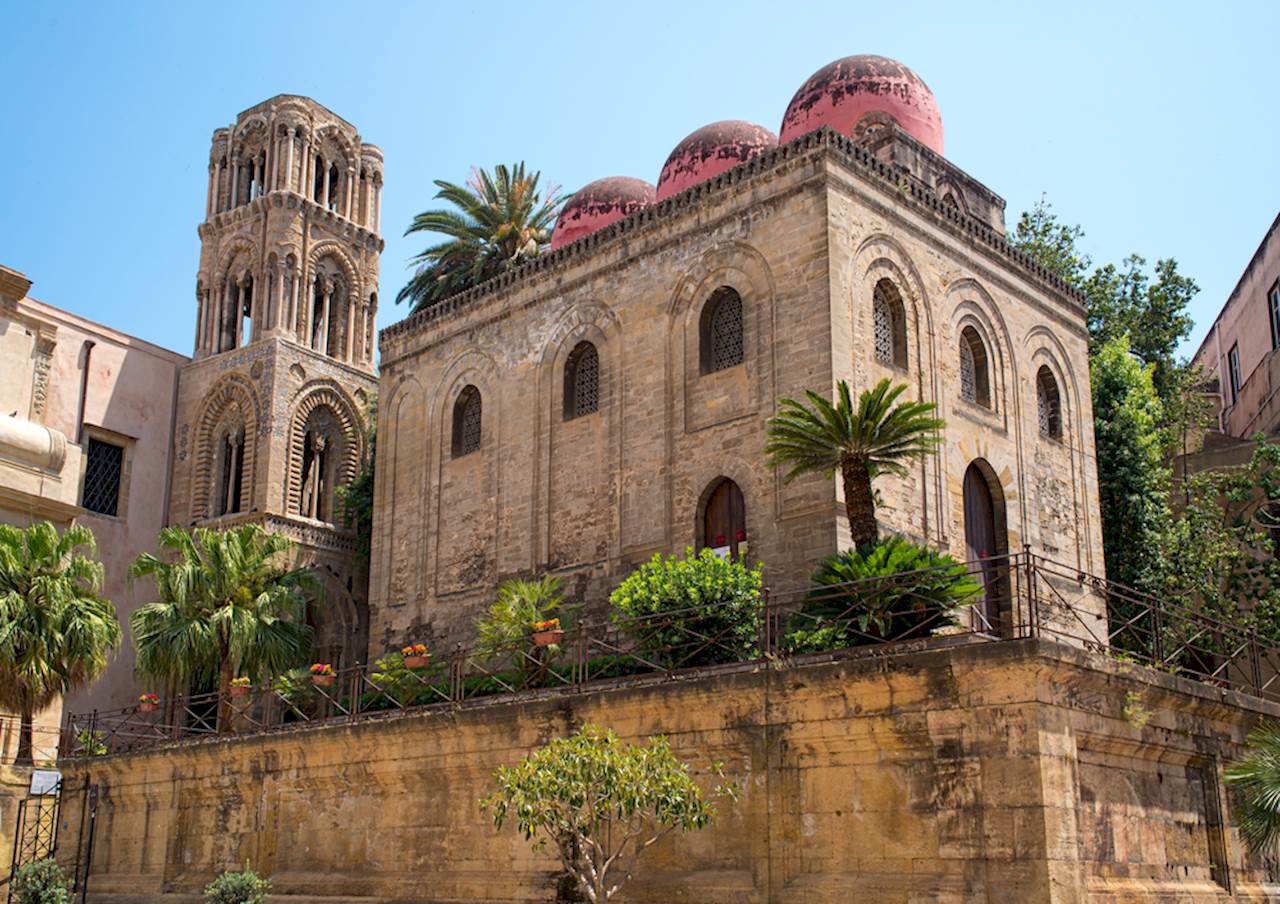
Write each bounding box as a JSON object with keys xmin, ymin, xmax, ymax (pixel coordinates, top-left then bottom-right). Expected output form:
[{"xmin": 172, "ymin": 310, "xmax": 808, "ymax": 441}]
[
  {"xmin": 129, "ymin": 524, "xmax": 314, "ymax": 731},
  {"xmin": 765, "ymin": 378, "xmax": 944, "ymax": 551},
  {"xmin": 1226, "ymin": 721, "xmax": 1280, "ymax": 852},
  {"xmin": 397, "ymin": 163, "xmax": 562, "ymax": 312},
  {"xmin": 0, "ymin": 522, "xmax": 120, "ymax": 765}
]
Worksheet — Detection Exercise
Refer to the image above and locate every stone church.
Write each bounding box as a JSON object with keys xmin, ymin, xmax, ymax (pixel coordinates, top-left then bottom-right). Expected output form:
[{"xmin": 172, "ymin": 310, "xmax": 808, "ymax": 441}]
[{"xmin": 370, "ymin": 53, "xmax": 1104, "ymax": 652}]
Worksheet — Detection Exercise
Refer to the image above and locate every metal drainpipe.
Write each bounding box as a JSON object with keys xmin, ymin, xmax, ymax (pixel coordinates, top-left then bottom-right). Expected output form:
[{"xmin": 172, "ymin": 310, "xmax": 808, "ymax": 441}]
[{"xmin": 76, "ymin": 340, "xmax": 96, "ymax": 444}]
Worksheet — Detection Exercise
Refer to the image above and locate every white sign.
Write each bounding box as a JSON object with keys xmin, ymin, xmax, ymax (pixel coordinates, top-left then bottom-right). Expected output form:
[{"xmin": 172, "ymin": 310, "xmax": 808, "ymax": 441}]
[{"xmin": 29, "ymin": 769, "xmax": 60, "ymax": 796}]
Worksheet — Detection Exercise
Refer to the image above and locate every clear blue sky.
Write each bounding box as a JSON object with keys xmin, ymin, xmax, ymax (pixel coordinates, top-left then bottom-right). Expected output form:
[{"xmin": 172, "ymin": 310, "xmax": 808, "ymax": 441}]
[{"xmin": 2, "ymin": 0, "xmax": 1275, "ymax": 360}]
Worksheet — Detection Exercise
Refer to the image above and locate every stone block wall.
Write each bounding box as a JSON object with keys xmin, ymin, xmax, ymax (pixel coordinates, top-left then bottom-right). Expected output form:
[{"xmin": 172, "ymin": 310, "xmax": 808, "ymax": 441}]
[{"xmin": 57, "ymin": 639, "xmax": 1280, "ymax": 903}]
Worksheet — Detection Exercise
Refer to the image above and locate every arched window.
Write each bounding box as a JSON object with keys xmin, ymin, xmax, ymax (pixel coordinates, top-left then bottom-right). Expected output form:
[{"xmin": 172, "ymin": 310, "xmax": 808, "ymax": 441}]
[
  {"xmin": 215, "ymin": 426, "xmax": 246, "ymax": 516},
  {"xmin": 564, "ymin": 341, "xmax": 600, "ymax": 420},
  {"xmin": 959, "ymin": 326, "xmax": 991, "ymax": 409},
  {"xmin": 452, "ymin": 385, "xmax": 482, "ymax": 458},
  {"xmin": 1036, "ymin": 366, "xmax": 1062, "ymax": 440},
  {"xmin": 872, "ymin": 279, "xmax": 908, "ymax": 368},
  {"xmin": 700, "ymin": 287, "xmax": 744, "ymax": 374},
  {"xmin": 297, "ymin": 407, "xmax": 344, "ymax": 522},
  {"xmin": 701, "ymin": 478, "xmax": 747, "ymax": 559}
]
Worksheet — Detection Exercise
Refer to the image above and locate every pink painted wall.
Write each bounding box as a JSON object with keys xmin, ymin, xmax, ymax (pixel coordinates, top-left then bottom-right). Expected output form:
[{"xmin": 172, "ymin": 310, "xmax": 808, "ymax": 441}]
[{"xmin": 20, "ymin": 297, "xmax": 187, "ymax": 714}]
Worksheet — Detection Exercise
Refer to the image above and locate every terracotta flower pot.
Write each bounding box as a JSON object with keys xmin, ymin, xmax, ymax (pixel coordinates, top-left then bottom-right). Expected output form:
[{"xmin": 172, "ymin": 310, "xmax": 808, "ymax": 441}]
[
  {"xmin": 229, "ymin": 684, "xmax": 251, "ymax": 698},
  {"xmin": 138, "ymin": 701, "xmax": 159, "ymax": 713},
  {"xmin": 532, "ymin": 629, "xmax": 564, "ymax": 648},
  {"xmin": 403, "ymin": 655, "xmax": 430, "ymax": 669},
  {"xmin": 311, "ymin": 674, "xmax": 336, "ymax": 687}
]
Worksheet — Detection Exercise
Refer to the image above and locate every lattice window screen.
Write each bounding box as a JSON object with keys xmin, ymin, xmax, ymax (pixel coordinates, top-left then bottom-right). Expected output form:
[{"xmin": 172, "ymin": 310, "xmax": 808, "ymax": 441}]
[
  {"xmin": 960, "ymin": 341, "xmax": 976, "ymax": 403},
  {"xmin": 1037, "ymin": 368, "xmax": 1061, "ymax": 438},
  {"xmin": 455, "ymin": 388, "xmax": 482, "ymax": 457},
  {"xmin": 569, "ymin": 343, "xmax": 600, "ymax": 419},
  {"xmin": 709, "ymin": 292, "xmax": 744, "ymax": 372},
  {"xmin": 82, "ymin": 438, "xmax": 124, "ymax": 516},
  {"xmin": 873, "ymin": 293, "xmax": 892, "ymax": 364}
]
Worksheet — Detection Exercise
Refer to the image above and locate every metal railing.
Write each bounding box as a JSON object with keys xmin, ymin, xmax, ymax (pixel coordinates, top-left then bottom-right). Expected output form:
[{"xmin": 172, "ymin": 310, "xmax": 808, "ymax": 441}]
[{"xmin": 59, "ymin": 551, "xmax": 1280, "ymax": 758}]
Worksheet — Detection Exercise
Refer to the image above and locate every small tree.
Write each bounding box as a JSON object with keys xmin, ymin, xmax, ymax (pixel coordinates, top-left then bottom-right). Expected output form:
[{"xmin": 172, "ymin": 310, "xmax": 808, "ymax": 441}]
[
  {"xmin": 765, "ymin": 378, "xmax": 943, "ymax": 551},
  {"xmin": 483, "ymin": 724, "xmax": 733, "ymax": 902},
  {"xmin": 475, "ymin": 576, "xmax": 566, "ymax": 688},
  {"xmin": 0, "ymin": 522, "xmax": 120, "ymax": 764}
]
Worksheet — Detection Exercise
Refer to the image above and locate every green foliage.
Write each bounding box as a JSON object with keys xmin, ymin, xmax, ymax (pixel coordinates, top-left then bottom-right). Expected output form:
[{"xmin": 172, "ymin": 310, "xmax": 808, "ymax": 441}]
[
  {"xmin": 784, "ymin": 537, "xmax": 980, "ymax": 653},
  {"xmin": 11, "ymin": 859, "xmax": 72, "ymax": 904},
  {"xmin": 0, "ymin": 521, "xmax": 120, "ymax": 764},
  {"xmin": 203, "ymin": 864, "xmax": 270, "ymax": 904},
  {"xmin": 1090, "ymin": 334, "xmax": 1172, "ymax": 598},
  {"xmin": 1010, "ymin": 196, "xmax": 1198, "ymax": 404},
  {"xmin": 1226, "ymin": 721, "xmax": 1280, "ymax": 853},
  {"xmin": 610, "ymin": 548, "xmax": 762, "ymax": 667},
  {"xmin": 765, "ymin": 378, "xmax": 944, "ymax": 550},
  {"xmin": 368, "ymin": 650, "xmax": 446, "ymax": 706},
  {"xmin": 335, "ymin": 393, "xmax": 376, "ymax": 563},
  {"xmin": 397, "ymin": 163, "xmax": 562, "ymax": 312},
  {"xmin": 474, "ymin": 576, "xmax": 567, "ymax": 688},
  {"xmin": 75, "ymin": 728, "xmax": 108, "ymax": 757},
  {"xmin": 129, "ymin": 524, "xmax": 315, "ymax": 730},
  {"xmin": 482, "ymin": 724, "xmax": 733, "ymax": 903}
]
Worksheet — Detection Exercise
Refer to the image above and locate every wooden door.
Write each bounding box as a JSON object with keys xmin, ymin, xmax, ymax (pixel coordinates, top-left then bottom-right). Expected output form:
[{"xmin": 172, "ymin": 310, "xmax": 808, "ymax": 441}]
[
  {"xmin": 704, "ymin": 479, "xmax": 746, "ymax": 559},
  {"xmin": 963, "ymin": 463, "xmax": 1001, "ymax": 632}
]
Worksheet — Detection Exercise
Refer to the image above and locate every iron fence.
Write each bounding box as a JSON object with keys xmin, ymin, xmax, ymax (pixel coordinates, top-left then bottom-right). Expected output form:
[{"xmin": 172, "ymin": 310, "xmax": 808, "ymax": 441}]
[{"xmin": 59, "ymin": 551, "xmax": 1280, "ymax": 759}]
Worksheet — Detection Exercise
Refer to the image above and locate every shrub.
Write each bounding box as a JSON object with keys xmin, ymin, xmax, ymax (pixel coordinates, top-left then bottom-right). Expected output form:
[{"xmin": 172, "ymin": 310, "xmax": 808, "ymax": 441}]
[
  {"xmin": 368, "ymin": 650, "xmax": 446, "ymax": 707},
  {"xmin": 11, "ymin": 860, "xmax": 71, "ymax": 904},
  {"xmin": 610, "ymin": 548, "xmax": 762, "ymax": 667},
  {"xmin": 204, "ymin": 864, "xmax": 270, "ymax": 904},
  {"xmin": 784, "ymin": 537, "xmax": 980, "ymax": 653}
]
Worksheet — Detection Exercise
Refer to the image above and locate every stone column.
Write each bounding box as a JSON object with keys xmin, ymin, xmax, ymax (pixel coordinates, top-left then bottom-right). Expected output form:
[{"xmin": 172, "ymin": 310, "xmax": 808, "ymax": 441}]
[
  {"xmin": 205, "ymin": 165, "xmax": 215, "ymax": 217},
  {"xmin": 319, "ymin": 279, "xmax": 333, "ymax": 355},
  {"xmin": 285, "ymin": 128, "xmax": 296, "ymax": 194},
  {"xmin": 230, "ymin": 159, "xmax": 241, "ymax": 209},
  {"xmin": 344, "ymin": 167, "xmax": 355, "ymax": 219},
  {"xmin": 234, "ymin": 276, "xmax": 247, "ymax": 347},
  {"xmin": 321, "ymin": 165, "xmax": 331, "ymax": 211},
  {"xmin": 344, "ymin": 294, "xmax": 355, "ymax": 361},
  {"xmin": 273, "ymin": 260, "xmax": 287, "ymax": 335},
  {"xmin": 374, "ymin": 180, "xmax": 382, "ymax": 233},
  {"xmin": 288, "ymin": 266, "xmax": 300, "ymax": 341},
  {"xmin": 213, "ymin": 158, "xmax": 224, "ymax": 213},
  {"xmin": 194, "ymin": 285, "xmax": 205, "ymax": 355},
  {"xmin": 304, "ymin": 272, "xmax": 317, "ymax": 349}
]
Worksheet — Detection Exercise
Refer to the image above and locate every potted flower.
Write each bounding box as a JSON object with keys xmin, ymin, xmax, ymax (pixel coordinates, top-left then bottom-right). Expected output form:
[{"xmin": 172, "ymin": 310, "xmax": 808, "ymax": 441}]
[
  {"xmin": 138, "ymin": 692, "xmax": 159, "ymax": 713},
  {"xmin": 229, "ymin": 676, "xmax": 252, "ymax": 698},
  {"xmin": 401, "ymin": 644, "xmax": 430, "ymax": 669},
  {"xmin": 530, "ymin": 618, "xmax": 564, "ymax": 648},
  {"xmin": 310, "ymin": 663, "xmax": 336, "ymax": 687}
]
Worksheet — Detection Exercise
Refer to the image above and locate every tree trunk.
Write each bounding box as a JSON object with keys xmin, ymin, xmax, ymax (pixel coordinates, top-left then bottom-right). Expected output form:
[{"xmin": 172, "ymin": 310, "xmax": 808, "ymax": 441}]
[
  {"xmin": 14, "ymin": 703, "xmax": 34, "ymax": 766},
  {"xmin": 842, "ymin": 457, "xmax": 878, "ymax": 552},
  {"xmin": 216, "ymin": 651, "xmax": 234, "ymax": 734}
]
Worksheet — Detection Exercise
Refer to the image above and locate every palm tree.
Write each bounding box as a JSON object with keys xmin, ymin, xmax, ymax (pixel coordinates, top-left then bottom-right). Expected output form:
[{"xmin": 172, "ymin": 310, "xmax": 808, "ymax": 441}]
[
  {"xmin": 765, "ymin": 378, "xmax": 944, "ymax": 551},
  {"xmin": 0, "ymin": 522, "xmax": 120, "ymax": 765},
  {"xmin": 1226, "ymin": 721, "xmax": 1280, "ymax": 852},
  {"xmin": 129, "ymin": 524, "xmax": 314, "ymax": 731},
  {"xmin": 397, "ymin": 163, "xmax": 563, "ymax": 312}
]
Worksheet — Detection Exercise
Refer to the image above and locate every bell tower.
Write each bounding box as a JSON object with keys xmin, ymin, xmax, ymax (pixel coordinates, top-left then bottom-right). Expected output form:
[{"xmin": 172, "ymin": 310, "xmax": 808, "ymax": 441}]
[{"xmin": 169, "ymin": 95, "xmax": 383, "ymax": 667}]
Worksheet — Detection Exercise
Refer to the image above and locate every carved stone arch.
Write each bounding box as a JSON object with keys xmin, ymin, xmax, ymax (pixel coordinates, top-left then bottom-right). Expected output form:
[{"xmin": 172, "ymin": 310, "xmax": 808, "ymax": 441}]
[
  {"xmin": 307, "ymin": 241, "xmax": 360, "ymax": 295},
  {"xmin": 431, "ymin": 348, "xmax": 499, "ymax": 453},
  {"xmin": 285, "ymin": 381, "xmax": 365, "ymax": 518},
  {"xmin": 314, "ymin": 126, "xmax": 355, "ymax": 169},
  {"xmin": 853, "ymin": 234, "xmax": 937, "ymax": 367},
  {"xmin": 1023, "ymin": 328, "xmax": 1076, "ymax": 439},
  {"xmin": 667, "ymin": 241, "xmax": 776, "ymax": 323},
  {"xmin": 191, "ymin": 374, "xmax": 261, "ymax": 520},
  {"xmin": 688, "ymin": 453, "xmax": 765, "ymax": 550},
  {"xmin": 216, "ymin": 236, "xmax": 259, "ymax": 280},
  {"xmin": 947, "ymin": 279, "xmax": 1017, "ymax": 416}
]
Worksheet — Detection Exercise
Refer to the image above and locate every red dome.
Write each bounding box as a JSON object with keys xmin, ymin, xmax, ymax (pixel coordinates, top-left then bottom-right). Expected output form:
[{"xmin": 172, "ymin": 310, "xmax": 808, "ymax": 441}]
[
  {"xmin": 779, "ymin": 55, "xmax": 943, "ymax": 155},
  {"xmin": 656, "ymin": 120, "xmax": 779, "ymax": 201},
  {"xmin": 550, "ymin": 177, "xmax": 656, "ymax": 250}
]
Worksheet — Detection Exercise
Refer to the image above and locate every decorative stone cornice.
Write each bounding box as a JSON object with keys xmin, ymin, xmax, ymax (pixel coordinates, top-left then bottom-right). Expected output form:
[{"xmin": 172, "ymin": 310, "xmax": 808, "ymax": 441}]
[{"xmin": 381, "ymin": 127, "xmax": 1086, "ymax": 346}]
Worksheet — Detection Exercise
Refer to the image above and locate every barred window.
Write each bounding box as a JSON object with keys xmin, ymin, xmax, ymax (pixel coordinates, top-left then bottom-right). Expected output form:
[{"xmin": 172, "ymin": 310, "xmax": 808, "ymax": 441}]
[
  {"xmin": 82, "ymin": 438, "xmax": 124, "ymax": 517},
  {"xmin": 564, "ymin": 341, "xmax": 600, "ymax": 420},
  {"xmin": 872, "ymin": 279, "xmax": 908, "ymax": 368},
  {"xmin": 1037, "ymin": 366, "xmax": 1062, "ymax": 439},
  {"xmin": 959, "ymin": 326, "xmax": 991, "ymax": 408},
  {"xmin": 452, "ymin": 385, "xmax": 482, "ymax": 458},
  {"xmin": 700, "ymin": 286, "xmax": 744, "ymax": 374}
]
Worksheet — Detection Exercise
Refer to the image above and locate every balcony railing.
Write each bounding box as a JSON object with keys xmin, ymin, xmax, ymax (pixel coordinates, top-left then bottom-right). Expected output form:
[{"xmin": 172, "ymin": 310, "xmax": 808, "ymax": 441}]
[{"xmin": 59, "ymin": 551, "xmax": 1280, "ymax": 759}]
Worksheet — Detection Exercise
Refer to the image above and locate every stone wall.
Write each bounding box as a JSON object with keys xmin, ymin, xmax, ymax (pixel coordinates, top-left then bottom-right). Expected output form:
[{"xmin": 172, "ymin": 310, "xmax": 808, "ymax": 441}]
[{"xmin": 57, "ymin": 639, "xmax": 1280, "ymax": 903}]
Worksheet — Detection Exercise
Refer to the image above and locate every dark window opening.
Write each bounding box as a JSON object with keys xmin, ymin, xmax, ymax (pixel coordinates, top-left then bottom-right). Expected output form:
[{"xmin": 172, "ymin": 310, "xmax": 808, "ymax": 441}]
[
  {"xmin": 452, "ymin": 385, "xmax": 482, "ymax": 458},
  {"xmin": 82, "ymin": 438, "xmax": 124, "ymax": 517},
  {"xmin": 1269, "ymin": 282, "xmax": 1280, "ymax": 351},
  {"xmin": 959, "ymin": 326, "xmax": 991, "ymax": 409},
  {"xmin": 1229, "ymin": 343, "xmax": 1242, "ymax": 405},
  {"xmin": 872, "ymin": 279, "xmax": 908, "ymax": 369},
  {"xmin": 1036, "ymin": 366, "xmax": 1062, "ymax": 440},
  {"xmin": 564, "ymin": 341, "xmax": 601, "ymax": 420},
  {"xmin": 699, "ymin": 287, "xmax": 744, "ymax": 374}
]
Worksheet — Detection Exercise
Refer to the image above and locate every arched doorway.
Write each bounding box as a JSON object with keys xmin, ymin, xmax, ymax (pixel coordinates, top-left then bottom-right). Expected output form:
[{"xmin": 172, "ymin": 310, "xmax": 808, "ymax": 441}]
[
  {"xmin": 701, "ymin": 478, "xmax": 747, "ymax": 559},
  {"xmin": 962, "ymin": 460, "xmax": 1008, "ymax": 634}
]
